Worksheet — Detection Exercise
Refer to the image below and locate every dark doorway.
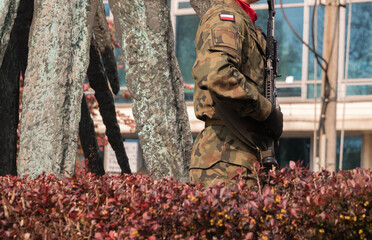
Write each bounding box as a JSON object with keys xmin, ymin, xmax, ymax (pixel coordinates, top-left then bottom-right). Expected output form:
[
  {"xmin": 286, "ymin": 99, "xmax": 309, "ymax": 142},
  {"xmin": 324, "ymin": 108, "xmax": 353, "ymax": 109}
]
[{"xmin": 275, "ymin": 138, "xmax": 311, "ymax": 169}]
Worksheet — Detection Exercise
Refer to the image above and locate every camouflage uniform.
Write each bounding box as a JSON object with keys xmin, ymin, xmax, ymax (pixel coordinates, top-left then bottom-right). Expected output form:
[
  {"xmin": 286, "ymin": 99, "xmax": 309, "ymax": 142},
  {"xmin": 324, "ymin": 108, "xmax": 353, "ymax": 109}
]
[{"xmin": 190, "ymin": 0, "xmax": 272, "ymax": 187}]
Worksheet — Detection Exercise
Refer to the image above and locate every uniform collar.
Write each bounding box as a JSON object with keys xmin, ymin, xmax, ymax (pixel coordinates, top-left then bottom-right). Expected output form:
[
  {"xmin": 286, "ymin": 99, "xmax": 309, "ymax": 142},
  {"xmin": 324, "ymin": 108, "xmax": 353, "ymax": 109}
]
[{"xmin": 235, "ymin": 0, "xmax": 258, "ymax": 23}]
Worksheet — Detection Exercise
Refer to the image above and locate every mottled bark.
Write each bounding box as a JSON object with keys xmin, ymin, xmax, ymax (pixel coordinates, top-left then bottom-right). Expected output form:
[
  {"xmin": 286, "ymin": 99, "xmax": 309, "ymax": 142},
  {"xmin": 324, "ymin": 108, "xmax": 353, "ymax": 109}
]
[
  {"xmin": 108, "ymin": 0, "xmax": 193, "ymax": 182},
  {"xmin": 18, "ymin": 0, "xmax": 99, "ymax": 178},
  {"xmin": 92, "ymin": 1, "xmax": 120, "ymax": 95},
  {"xmin": 79, "ymin": 95, "xmax": 105, "ymax": 176},
  {"xmin": 0, "ymin": 0, "xmax": 33, "ymax": 176},
  {"xmin": 0, "ymin": 0, "xmax": 20, "ymax": 66},
  {"xmin": 190, "ymin": 0, "xmax": 212, "ymax": 19},
  {"xmin": 87, "ymin": 37, "xmax": 131, "ymax": 174}
]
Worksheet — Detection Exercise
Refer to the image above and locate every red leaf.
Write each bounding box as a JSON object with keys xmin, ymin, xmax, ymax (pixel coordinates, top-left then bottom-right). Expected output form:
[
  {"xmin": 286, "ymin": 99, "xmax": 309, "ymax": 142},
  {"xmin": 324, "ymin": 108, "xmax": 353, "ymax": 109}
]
[
  {"xmin": 289, "ymin": 208, "xmax": 299, "ymax": 218},
  {"xmin": 109, "ymin": 231, "xmax": 117, "ymax": 239},
  {"xmin": 249, "ymin": 201, "xmax": 259, "ymax": 209},
  {"xmin": 245, "ymin": 232, "xmax": 254, "ymax": 239},
  {"xmin": 165, "ymin": 193, "xmax": 174, "ymax": 199},
  {"xmin": 263, "ymin": 187, "xmax": 271, "ymax": 197},
  {"xmin": 94, "ymin": 232, "xmax": 104, "ymax": 240},
  {"xmin": 142, "ymin": 212, "xmax": 151, "ymax": 220},
  {"xmin": 151, "ymin": 224, "xmax": 160, "ymax": 231},
  {"xmin": 318, "ymin": 211, "xmax": 326, "ymax": 221}
]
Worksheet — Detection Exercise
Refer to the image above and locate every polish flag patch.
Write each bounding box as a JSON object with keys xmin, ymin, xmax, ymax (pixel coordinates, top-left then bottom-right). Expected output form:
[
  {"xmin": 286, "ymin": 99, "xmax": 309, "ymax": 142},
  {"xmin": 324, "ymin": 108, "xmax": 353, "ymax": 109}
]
[{"xmin": 220, "ymin": 13, "xmax": 235, "ymax": 22}]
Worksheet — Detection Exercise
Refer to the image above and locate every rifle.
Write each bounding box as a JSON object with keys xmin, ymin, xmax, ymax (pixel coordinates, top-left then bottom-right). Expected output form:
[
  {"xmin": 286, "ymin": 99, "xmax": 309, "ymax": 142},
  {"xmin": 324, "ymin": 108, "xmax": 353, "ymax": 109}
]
[{"xmin": 261, "ymin": 0, "xmax": 281, "ymax": 169}]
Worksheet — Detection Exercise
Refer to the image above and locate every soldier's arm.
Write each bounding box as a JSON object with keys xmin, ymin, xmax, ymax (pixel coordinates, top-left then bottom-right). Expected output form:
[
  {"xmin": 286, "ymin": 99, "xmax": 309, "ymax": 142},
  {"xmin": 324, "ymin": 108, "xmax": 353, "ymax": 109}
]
[{"xmin": 192, "ymin": 11, "xmax": 272, "ymax": 121}]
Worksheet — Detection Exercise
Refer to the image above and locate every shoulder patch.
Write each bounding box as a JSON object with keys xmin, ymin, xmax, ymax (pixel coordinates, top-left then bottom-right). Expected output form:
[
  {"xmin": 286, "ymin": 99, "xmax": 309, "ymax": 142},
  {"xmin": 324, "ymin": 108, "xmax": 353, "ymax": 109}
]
[{"xmin": 219, "ymin": 13, "xmax": 235, "ymax": 22}]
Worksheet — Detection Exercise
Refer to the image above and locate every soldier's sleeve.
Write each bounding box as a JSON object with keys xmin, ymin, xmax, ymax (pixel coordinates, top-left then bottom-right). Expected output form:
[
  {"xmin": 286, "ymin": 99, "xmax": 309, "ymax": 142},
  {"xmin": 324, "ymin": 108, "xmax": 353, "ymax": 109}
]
[{"xmin": 192, "ymin": 11, "xmax": 272, "ymax": 121}]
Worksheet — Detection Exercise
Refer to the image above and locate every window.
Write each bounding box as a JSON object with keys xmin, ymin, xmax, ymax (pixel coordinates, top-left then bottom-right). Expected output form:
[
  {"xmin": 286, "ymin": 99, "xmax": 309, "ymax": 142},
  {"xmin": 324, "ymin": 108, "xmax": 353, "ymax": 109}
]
[
  {"xmin": 307, "ymin": 5, "xmax": 324, "ymax": 82},
  {"xmin": 345, "ymin": 2, "xmax": 372, "ymax": 79},
  {"xmin": 276, "ymin": 138, "xmax": 311, "ymax": 168},
  {"xmin": 175, "ymin": 14, "xmax": 199, "ymax": 86},
  {"xmin": 341, "ymin": 2, "xmax": 372, "ymax": 98},
  {"xmin": 257, "ymin": 7, "xmax": 304, "ymax": 83},
  {"xmin": 103, "ymin": 0, "xmax": 112, "ymax": 18},
  {"xmin": 307, "ymin": 83, "xmax": 321, "ymax": 98},
  {"xmin": 104, "ymin": 4, "xmax": 110, "ymax": 17},
  {"xmin": 336, "ymin": 137, "xmax": 362, "ymax": 171},
  {"xmin": 346, "ymin": 85, "xmax": 372, "ymax": 96}
]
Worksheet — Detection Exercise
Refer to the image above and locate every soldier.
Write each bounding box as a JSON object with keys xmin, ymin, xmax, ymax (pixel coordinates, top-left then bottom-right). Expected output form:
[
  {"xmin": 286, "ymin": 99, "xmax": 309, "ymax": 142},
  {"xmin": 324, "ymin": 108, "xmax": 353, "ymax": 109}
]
[{"xmin": 190, "ymin": 0, "xmax": 283, "ymax": 187}]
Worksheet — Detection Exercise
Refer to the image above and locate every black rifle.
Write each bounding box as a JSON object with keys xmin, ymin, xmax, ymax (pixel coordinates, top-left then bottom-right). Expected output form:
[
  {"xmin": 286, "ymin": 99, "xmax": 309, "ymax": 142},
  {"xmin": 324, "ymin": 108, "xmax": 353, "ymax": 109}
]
[{"xmin": 262, "ymin": 0, "xmax": 281, "ymax": 169}]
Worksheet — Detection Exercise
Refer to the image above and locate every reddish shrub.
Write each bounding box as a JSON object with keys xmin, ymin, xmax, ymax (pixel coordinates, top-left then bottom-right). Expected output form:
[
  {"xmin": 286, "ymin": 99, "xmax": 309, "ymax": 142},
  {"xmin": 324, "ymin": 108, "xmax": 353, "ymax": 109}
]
[{"xmin": 0, "ymin": 162, "xmax": 371, "ymax": 239}]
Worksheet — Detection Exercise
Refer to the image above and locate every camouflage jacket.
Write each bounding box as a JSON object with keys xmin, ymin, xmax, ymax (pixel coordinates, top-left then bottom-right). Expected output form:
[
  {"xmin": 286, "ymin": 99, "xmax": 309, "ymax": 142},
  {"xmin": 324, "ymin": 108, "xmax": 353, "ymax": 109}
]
[{"xmin": 192, "ymin": 0, "xmax": 272, "ymax": 149}]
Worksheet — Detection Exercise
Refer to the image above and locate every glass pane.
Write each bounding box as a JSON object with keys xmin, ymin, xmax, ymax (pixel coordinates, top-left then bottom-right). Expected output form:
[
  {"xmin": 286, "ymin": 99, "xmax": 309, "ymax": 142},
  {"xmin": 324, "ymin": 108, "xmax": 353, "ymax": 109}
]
[
  {"xmin": 113, "ymin": 90, "xmax": 132, "ymax": 103},
  {"xmin": 345, "ymin": 2, "xmax": 372, "ymax": 79},
  {"xmin": 256, "ymin": 7, "xmax": 303, "ymax": 81},
  {"xmin": 255, "ymin": 10, "xmax": 267, "ymax": 31},
  {"xmin": 277, "ymin": 87, "xmax": 301, "ymax": 97},
  {"xmin": 114, "ymin": 47, "xmax": 126, "ymax": 87},
  {"xmin": 184, "ymin": 90, "xmax": 193, "ymax": 101},
  {"xmin": 346, "ymin": 85, "xmax": 372, "ymax": 96},
  {"xmin": 275, "ymin": 138, "xmax": 310, "ymax": 169},
  {"xmin": 175, "ymin": 15, "xmax": 199, "ymax": 84},
  {"xmin": 178, "ymin": 2, "xmax": 192, "ymax": 9},
  {"xmin": 104, "ymin": 4, "xmax": 110, "ymax": 17},
  {"xmin": 307, "ymin": 84, "xmax": 321, "ymax": 99},
  {"xmin": 336, "ymin": 137, "xmax": 361, "ymax": 171},
  {"xmin": 308, "ymin": 5, "xmax": 324, "ymax": 81}
]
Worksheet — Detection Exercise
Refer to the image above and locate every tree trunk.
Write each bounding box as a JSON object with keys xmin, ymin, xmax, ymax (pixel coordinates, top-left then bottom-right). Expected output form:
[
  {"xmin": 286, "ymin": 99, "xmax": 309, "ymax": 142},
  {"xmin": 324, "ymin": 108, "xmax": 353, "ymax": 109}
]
[
  {"xmin": 0, "ymin": 0, "xmax": 20, "ymax": 66},
  {"xmin": 0, "ymin": 0, "xmax": 33, "ymax": 176},
  {"xmin": 108, "ymin": 0, "xmax": 193, "ymax": 182},
  {"xmin": 87, "ymin": 36, "xmax": 131, "ymax": 174},
  {"xmin": 79, "ymin": 94, "xmax": 105, "ymax": 176},
  {"xmin": 18, "ymin": 0, "xmax": 99, "ymax": 178},
  {"xmin": 190, "ymin": 0, "xmax": 212, "ymax": 19}
]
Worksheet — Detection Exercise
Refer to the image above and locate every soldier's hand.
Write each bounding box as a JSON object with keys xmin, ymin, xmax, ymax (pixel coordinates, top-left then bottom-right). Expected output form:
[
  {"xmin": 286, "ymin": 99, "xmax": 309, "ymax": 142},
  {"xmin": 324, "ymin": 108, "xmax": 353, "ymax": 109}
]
[{"xmin": 264, "ymin": 107, "xmax": 283, "ymax": 142}]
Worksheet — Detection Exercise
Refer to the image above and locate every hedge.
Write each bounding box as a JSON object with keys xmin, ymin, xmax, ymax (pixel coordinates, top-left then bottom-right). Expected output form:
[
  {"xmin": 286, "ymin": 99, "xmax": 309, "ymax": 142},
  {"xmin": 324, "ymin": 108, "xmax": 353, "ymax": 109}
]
[{"xmin": 1, "ymin": 161, "xmax": 371, "ymax": 239}]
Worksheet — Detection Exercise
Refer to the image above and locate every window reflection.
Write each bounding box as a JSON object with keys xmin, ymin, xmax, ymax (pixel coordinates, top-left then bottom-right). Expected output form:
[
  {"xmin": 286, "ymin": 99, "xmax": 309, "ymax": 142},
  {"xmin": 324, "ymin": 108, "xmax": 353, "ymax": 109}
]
[
  {"xmin": 346, "ymin": 85, "xmax": 372, "ymax": 96},
  {"xmin": 277, "ymin": 87, "xmax": 301, "ymax": 97},
  {"xmin": 307, "ymin": 84, "xmax": 321, "ymax": 99},
  {"xmin": 275, "ymin": 138, "xmax": 310, "ymax": 168},
  {"xmin": 308, "ymin": 5, "xmax": 324, "ymax": 81},
  {"xmin": 345, "ymin": 2, "xmax": 372, "ymax": 79},
  {"xmin": 257, "ymin": 7, "xmax": 303, "ymax": 81},
  {"xmin": 104, "ymin": 4, "xmax": 110, "ymax": 17},
  {"xmin": 336, "ymin": 137, "xmax": 362, "ymax": 171},
  {"xmin": 175, "ymin": 15, "xmax": 199, "ymax": 85}
]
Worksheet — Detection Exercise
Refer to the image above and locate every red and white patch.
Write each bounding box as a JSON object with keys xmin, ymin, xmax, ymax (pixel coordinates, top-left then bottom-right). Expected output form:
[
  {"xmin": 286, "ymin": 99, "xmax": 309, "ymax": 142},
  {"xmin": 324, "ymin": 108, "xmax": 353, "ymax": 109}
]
[{"xmin": 219, "ymin": 14, "xmax": 235, "ymax": 22}]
